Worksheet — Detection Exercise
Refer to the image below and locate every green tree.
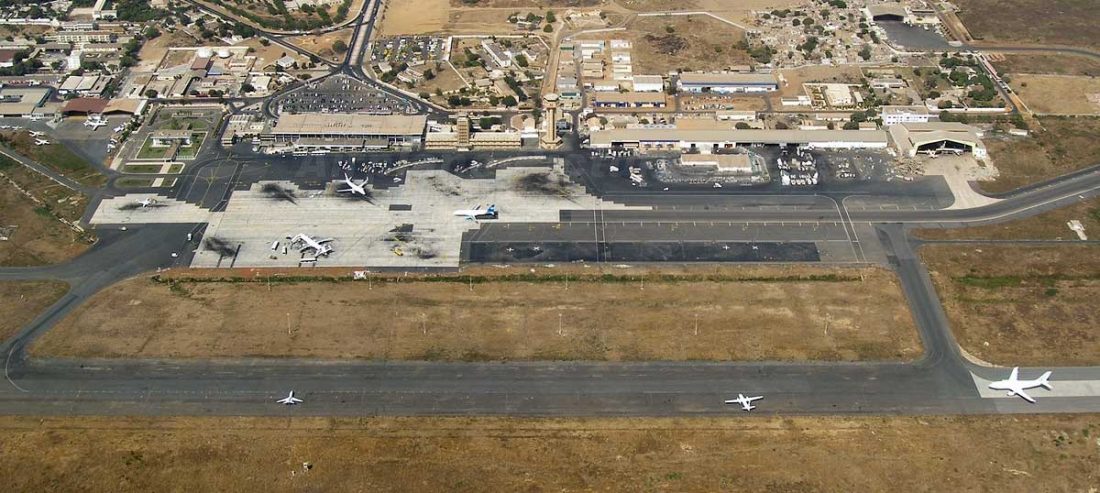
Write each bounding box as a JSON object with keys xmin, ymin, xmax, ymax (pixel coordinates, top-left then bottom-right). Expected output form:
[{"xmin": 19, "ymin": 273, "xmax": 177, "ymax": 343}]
[{"xmin": 332, "ymin": 40, "xmax": 348, "ymax": 54}]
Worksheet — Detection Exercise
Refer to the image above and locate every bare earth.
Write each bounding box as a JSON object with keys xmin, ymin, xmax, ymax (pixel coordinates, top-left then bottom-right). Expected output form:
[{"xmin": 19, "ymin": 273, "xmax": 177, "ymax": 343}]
[
  {"xmin": 33, "ymin": 265, "xmax": 921, "ymax": 361},
  {"xmin": 1010, "ymin": 74, "xmax": 1100, "ymax": 115},
  {"xmin": 0, "ymin": 415, "xmax": 1096, "ymax": 492},
  {"xmin": 916, "ymin": 199, "xmax": 1100, "ymax": 240},
  {"xmin": 378, "ymin": 0, "xmax": 450, "ymax": 35},
  {"xmin": 287, "ymin": 28, "xmax": 354, "ymax": 62},
  {"xmin": 615, "ymin": 15, "xmax": 750, "ymax": 74},
  {"xmin": 923, "ymin": 244, "xmax": 1100, "ymax": 366},
  {"xmin": 980, "ymin": 116, "xmax": 1100, "ymax": 193},
  {"xmin": 0, "ymin": 281, "xmax": 67, "ymax": 341},
  {"xmin": 955, "ymin": 0, "xmax": 1100, "ymax": 51}
]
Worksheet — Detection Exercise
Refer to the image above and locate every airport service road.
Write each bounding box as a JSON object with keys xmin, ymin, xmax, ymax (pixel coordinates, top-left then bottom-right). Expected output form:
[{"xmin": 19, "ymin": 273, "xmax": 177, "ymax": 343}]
[{"xmin": 2, "ymin": 166, "xmax": 1100, "ymax": 416}]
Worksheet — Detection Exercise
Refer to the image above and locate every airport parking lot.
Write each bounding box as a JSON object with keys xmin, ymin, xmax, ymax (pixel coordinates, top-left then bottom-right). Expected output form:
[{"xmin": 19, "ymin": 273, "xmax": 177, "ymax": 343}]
[{"xmin": 274, "ymin": 74, "xmax": 417, "ymax": 114}]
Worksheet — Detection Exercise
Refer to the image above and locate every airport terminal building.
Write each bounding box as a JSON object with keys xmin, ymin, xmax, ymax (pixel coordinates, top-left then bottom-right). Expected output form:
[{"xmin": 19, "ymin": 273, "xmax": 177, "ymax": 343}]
[{"xmin": 264, "ymin": 113, "xmax": 428, "ymax": 151}]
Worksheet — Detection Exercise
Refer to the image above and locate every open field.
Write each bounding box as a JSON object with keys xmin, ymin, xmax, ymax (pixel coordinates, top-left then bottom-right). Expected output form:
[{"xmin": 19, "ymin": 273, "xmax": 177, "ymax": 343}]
[
  {"xmin": 617, "ymin": 15, "xmax": 750, "ymax": 74},
  {"xmin": 0, "ymin": 132, "xmax": 105, "ymax": 188},
  {"xmin": 1010, "ymin": 74, "xmax": 1100, "ymax": 115},
  {"xmin": 0, "ymin": 281, "xmax": 67, "ymax": 341},
  {"xmin": 916, "ymin": 198, "xmax": 1100, "ymax": 240},
  {"xmin": 980, "ymin": 116, "xmax": 1100, "ymax": 193},
  {"xmin": 955, "ymin": 0, "xmax": 1100, "ymax": 51},
  {"xmin": 923, "ymin": 244, "xmax": 1100, "ymax": 366},
  {"xmin": 0, "ymin": 161, "xmax": 91, "ymax": 266},
  {"xmin": 0, "ymin": 415, "xmax": 1097, "ymax": 491},
  {"xmin": 33, "ymin": 265, "xmax": 921, "ymax": 361},
  {"xmin": 136, "ymin": 29, "xmax": 201, "ymax": 71},
  {"xmin": 196, "ymin": 0, "xmax": 365, "ymax": 32},
  {"xmin": 775, "ymin": 65, "xmax": 864, "ymax": 99},
  {"xmin": 378, "ymin": 0, "xmax": 449, "ymax": 35},
  {"xmin": 287, "ymin": 28, "xmax": 354, "ymax": 62},
  {"xmin": 994, "ymin": 54, "xmax": 1100, "ymax": 77}
]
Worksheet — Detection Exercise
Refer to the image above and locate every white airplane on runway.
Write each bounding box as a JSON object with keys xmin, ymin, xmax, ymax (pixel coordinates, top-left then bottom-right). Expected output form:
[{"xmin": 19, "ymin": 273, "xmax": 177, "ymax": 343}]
[
  {"xmin": 34, "ymin": 138, "xmax": 49, "ymax": 146},
  {"xmin": 136, "ymin": 198, "xmax": 157, "ymax": 208},
  {"xmin": 725, "ymin": 393, "xmax": 764, "ymax": 411},
  {"xmin": 336, "ymin": 173, "xmax": 368, "ymax": 195},
  {"xmin": 453, "ymin": 204, "xmax": 498, "ymax": 221},
  {"xmin": 290, "ymin": 233, "xmax": 334, "ymax": 257},
  {"xmin": 83, "ymin": 118, "xmax": 107, "ymax": 130},
  {"xmin": 28, "ymin": 130, "xmax": 43, "ymax": 137},
  {"xmin": 989, "ymin": 367, "xmax": 1052, "ymax": 403},
  {"xmin": 276, "ymin": 391, "xmax": 303, "ymax": 405}
]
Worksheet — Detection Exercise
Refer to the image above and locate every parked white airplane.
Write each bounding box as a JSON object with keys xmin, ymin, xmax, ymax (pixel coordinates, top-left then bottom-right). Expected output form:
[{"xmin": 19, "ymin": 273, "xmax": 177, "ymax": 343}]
[
  {"xmin": 34, "ymin": 138, "xmax": 49, "ymax": 146},
  {"xmin": 290, "ymin": 233, "xmax": 334, "ymax": 257},
  {"xmin": 136, "ymin": 198, "xmax": 157, "ymax": 207},
  {"xmin": 336, "ymin": 173, "xmax": 368, "ymax": 195},
  {"xmin": 276, "ymin": 391, "xmax": 303, "ymax": 405},
  {"xmin": 28, "ymin": 130, "xmax": 43, "ymax": 137},
  {"xmin": 989, "ymin": 367, "xmax": 1053, "ymax": 403},
  {"xmin": 453, "ymin": 204, "xmax": 498, "ymax": 221},
  {"xmin": 83, "ymin": 118, "xmax": 107, "ymax": 130},
  {"xmin": 725, "ymin": 393, "xmax": 764, "ymax": 411}
]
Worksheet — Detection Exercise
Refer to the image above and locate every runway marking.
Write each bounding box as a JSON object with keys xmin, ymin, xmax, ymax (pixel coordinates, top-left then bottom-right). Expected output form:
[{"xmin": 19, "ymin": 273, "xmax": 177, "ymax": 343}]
[{"xmin": 971, "ymin": 373, "xmax": 1100, "ymax": 399}]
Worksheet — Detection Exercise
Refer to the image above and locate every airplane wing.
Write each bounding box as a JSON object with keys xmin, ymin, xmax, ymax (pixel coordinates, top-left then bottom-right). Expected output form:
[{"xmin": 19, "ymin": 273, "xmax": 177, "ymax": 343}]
[{"xmin": 1014, "ymin": 388, "xmax": 1036, "ymax": 403}]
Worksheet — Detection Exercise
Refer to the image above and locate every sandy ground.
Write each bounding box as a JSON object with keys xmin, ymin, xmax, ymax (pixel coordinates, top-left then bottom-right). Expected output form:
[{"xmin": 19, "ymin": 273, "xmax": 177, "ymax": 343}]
[
  {"xmin": 955, "ymin": 0, "xmax": 1100, "ymax": 51},
  {"xmin": 0, "ymin": 415, "xmax": 1096, "ymax": 491},
  {"xmin": 1010, "ymin": 74, "xmax": 1100, "ymax": 115},
  {"xmin": 33, "ymin": 265, "xmax": 921, "ymax": 361},
  {"xmin": 240, "ymin": 38, "xmax": 296, "ymax": 69},
  {"xmin": 923, "ymin": 244, "xmax": 1100, "ymax": 366},
  {"xmin": 0, "ymin": 281, "xmax": 67, "ymax": 341},
  {"xmin": 994, "ymin": 54, "xmax": 1100, "ymax": 77},
  {"xmin": 286, "ymin": 28, "xmax": 354, "ymax": 62},
  {"xmin": 136, "ymin": 30, "xmax": 202, "ymax": 72},
  {"xmin": 980, "ymin": 116, "xmax": 1100, "ymax": 193},
  {"xmin": 0, "ymin": 177, "xmax": 89, "ymax": 266},
  {"xmin": 378, "ymin": 0, "xmax": 450, "ymax": 35},
  {"xmin": 916, "ymin": 198, "xmax": 1100, "ymax": 240},
  {"xmin": 605, "ymin": 15, "xmax": 750, "ymax": 74}
]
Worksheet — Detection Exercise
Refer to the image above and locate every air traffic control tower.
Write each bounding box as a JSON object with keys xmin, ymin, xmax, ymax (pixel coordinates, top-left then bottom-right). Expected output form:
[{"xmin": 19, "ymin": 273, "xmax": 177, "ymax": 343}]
[{"xmin": 540, "ymin": 93, "xmax": 562, "ymax": 149}]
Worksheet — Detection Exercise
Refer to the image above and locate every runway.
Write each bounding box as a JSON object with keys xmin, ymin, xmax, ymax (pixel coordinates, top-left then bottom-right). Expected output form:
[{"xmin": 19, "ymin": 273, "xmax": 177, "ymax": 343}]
[{"xmin": 2, "ymin": 162, "xmax": 1100, "ymax": 416}]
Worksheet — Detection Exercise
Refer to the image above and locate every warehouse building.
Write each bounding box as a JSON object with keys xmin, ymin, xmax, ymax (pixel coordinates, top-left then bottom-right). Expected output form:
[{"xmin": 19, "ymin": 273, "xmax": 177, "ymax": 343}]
[
  {"xmin": 589, "ymin": 127, "xmax": 889, "ymax": 153},
  {"xmin": 677, "ymin": 72, "xmax": 779, "ymax": 94},
  {"xmin": 592, "ymin": 91, "xmax": 667, "ymax": 109},
  {"xmin": 265, "ymin": 113, "xmax": 427, "ymax": 150}
]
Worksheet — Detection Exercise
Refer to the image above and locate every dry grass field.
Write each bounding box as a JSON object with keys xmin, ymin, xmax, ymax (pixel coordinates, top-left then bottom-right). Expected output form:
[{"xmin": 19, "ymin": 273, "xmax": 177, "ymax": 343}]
[
  {"xmin": 994, "ymin": 54, "xmax": 1100, "ymax": 77},
  {"xmin": 0, "ymin": 415, "xmax": 1096, "ymax": 492},
  {"xmin": 1010, "ymin": 74, "xmax": 1100, "ymax": 115},
  {"xmin": 980, "ymin": 116, "xmax": 1100, "ymax": 193},
  {"xmin": 378, "ymin": 0, "xmax": 450, "ymax": 35},
  {"xmin": 33, "ymin": 265, "xmax": 921, "ymax": 361},
  {"xmin": 923, "ymin": 244, "xmax": 1100, "ymax": 366},
  {"xmin": 955, "ymin": 0, "xmax": 1100, "ymax": 51},
  {"xmin": 613, "ymin": 15, "xmax": 751, "ymax": 74},
  {"xmin": 775, "ymin": 65, "xmax": 864, "ymax": 98},
  {"xmin": 0, "ymin": 281, "xmax": 67, "ymax": 341},
  {"xmin": 916, "ymin": 199, "xmax": 1100, "ymax": 241},
  {"xmin": 0, "ymin": 179, "xmax": 89, "ymax": 267}
]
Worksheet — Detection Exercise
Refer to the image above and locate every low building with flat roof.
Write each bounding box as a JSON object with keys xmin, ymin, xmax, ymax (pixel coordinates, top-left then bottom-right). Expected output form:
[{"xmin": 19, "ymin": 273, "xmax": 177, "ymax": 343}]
[
  {"xmin": 680, "ymin": 153, "xmax": 754, "ymax": 173},
  {"xmin": 677, "ymin": 72, "xmax": 778, "ymax": 94},
  {"xmin": 592, "ymin": 91, "xmax": 667, "ymax": 109},
  {"xmin": 0, "ymin": 86, "xmax": 51, "ymax": 117},
  {"xmin": 882, "ymin": 105, "xmax": 931, "ymax": 125},
  {"xmin": 589, "ymin": 127, "xmax": 889, "ymax": 153},
  {"xmin": 151, "ymin": 129, "xmax": 194, "ymax": 147}
]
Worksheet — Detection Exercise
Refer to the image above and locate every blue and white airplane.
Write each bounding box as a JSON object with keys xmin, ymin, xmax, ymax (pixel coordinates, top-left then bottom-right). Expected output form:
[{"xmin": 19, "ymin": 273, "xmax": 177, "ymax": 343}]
[{"xmin": 453, "ymin": 204, "xmax": 498, "ymax": 221}]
